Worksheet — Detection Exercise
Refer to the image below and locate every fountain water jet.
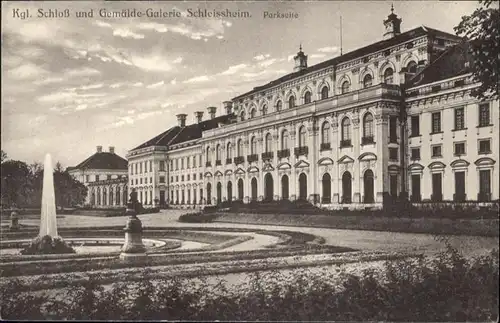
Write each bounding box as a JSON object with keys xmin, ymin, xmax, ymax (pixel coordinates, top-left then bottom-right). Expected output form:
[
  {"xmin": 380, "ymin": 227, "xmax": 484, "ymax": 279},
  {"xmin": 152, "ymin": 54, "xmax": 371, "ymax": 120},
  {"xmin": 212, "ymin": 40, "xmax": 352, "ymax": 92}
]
[
  {"xmin": 39, "ymin": 153, "xmax": 58, "ymax": 237},
  {"xmin": 20, "ymin": 153, "xmax": 75, "ymax": 255}
]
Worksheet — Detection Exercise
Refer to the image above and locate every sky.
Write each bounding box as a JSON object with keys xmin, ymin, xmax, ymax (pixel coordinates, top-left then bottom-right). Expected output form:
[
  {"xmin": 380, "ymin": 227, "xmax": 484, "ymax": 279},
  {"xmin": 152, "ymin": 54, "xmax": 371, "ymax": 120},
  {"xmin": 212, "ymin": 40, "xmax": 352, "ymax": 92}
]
[{"xmin": 1, "ymin": 0, "xmax": 480, "ymax": 168}]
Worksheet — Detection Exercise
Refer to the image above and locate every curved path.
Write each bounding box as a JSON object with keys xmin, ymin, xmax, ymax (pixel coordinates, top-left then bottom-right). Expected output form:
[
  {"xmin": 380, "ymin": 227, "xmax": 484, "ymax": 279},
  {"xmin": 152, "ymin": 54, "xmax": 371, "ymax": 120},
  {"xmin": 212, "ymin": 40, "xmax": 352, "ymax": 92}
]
[{"xmin": 4, "ymin": 209, "xmax": 498, "ymax": 257}]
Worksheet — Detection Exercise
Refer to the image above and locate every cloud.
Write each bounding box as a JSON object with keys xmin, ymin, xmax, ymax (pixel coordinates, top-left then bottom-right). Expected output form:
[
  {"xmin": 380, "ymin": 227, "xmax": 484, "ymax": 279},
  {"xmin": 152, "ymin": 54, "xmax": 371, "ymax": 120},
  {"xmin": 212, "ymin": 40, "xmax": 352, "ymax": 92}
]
[
  {"xmin": 7, "ymin": 63, "xmax": 47, "ymax": 80},
  {"xmin": 146, "ymin": 81, "xmax": 165, "ymax": 89},
  {"xmin": 259, "ymin": 58, "xmax": 277, "ymax": 67},
  {"xmin": 38, "ymin": 90, "xmax": 76, "ymax": 103},
  {"xmin": 95, "ymin": 20, "xmax": 112, "ymax": 28},
  {"xmin": 173, "ymin": 57, "xmax": 183, "ymax": 64},
  {"xmin": 65, "ymin": 67, "xmax": 101, "ymax": 77},
  {"xmin": 170, "ymin": 79, "xmax": 177, "ymax": 85},
  {"xmin": 129, "ymin": 54, "xmax": 173, "ymax": 72},
  {"xmin": 310, "ymin": 53, "xmax": 327, "ymax": 59},
  {"xmin": 79, "ymin": 83, "xmax": 104, "ymax": 90},
  {"xmin": 183, "ymin": 75, "xmax": 212, "ymax": 83},
  {"xmin": 254, "ymin": 54, "xmax": 271, "ymax": 61},
  {"xmin": 317, "ymin": 46, "xmax": 339, "ymax": 53},
  {"xmin": 287, "ymin": 54, "xmax": 295, "ymax": 61},
  {"xmin": 220, "ymin": 64, "xmax": 248, "ymax": 75},
  {"xmin": 112, "ymin": 28, "xmax": 145, "ymax": 40}
]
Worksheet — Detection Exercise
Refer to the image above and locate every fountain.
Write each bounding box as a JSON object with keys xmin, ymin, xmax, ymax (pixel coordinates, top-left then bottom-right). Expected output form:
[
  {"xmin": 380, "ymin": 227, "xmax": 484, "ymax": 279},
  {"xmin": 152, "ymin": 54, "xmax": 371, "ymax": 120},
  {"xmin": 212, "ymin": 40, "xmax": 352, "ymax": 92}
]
[{"xmin": 20, "ymin": 154, "xmax": 75, "ymax": 255}]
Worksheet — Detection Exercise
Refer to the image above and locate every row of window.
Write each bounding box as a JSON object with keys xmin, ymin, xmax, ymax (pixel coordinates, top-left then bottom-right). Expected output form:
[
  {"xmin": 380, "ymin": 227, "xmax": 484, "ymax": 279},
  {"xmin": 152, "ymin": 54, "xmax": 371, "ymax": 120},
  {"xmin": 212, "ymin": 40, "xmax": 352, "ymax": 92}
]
[
  {"xmin": 240, "ymin": 66, "xmax": 402, "ymax": 121},
  {"xmin": 130, "ymin": 160, "xmax": 153, "ymax": 175},
  {"xmin": 131, "ymin": 177, "xmax": 154, "ymax": 186},
  {"xmin": 410, "ymin": 169, "xmax": 492, "ymax": 202},
  {"xmin": 410, "ymin": 102, "xmax": 491, "ymax": 137},
  {"xmin": 169, "ymin": 155, "xmax": 202, "ymax": 171},
  {"xmin": 90, "ymin": 188, "xmax": 127, "ymax": 206},
  {"xmin": 208, "ymin": 113, "xmax": 398, "ymax": 162},
  {"xmin": 171, "ymin": 188, "xmax": 203, "ymax": 205},
  {"xmin": 170, "ymin": 173, "xmax": 202, "ymax": 183},
  {"xmin": 410, "ymin": 139, "xmax": 492, "ymax": 160},
  {"xmin": 85, "ymin": 174, "xmax": 125, "ymax": 182}
]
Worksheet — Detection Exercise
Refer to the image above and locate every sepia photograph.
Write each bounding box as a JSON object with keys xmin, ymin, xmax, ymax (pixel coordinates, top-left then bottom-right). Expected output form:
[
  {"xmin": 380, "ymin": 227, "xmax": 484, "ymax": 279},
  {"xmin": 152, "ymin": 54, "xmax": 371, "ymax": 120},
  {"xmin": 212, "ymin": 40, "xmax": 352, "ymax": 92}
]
[{"xmin": 1, "ymin": 0, "xmax": 499, "ymax": 321}]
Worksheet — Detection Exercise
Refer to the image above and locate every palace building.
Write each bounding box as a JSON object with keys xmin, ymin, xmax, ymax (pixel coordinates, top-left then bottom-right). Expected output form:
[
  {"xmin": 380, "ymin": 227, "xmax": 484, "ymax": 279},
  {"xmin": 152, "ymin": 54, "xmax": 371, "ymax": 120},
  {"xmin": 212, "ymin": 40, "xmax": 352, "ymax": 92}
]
[
  {"xmin": 68, "ymin": 146, "xmax": 129, "ymax": 208},
  {"xmin": 127, "ymin": 8, "xmax": 498, "ymax": 209}
]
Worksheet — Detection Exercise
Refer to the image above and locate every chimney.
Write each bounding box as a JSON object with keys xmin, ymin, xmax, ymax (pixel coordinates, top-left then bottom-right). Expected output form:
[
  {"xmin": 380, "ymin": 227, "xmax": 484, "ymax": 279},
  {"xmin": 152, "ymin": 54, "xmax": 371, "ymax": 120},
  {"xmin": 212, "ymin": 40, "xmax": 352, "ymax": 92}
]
[
  {"xmin": 208, "ymin": 106, "xmax": 217, "ymax": 119},
  {"xmin": 194, "ymin": 111, "xmax": 204, "ymax": 123},
  {"xmin": 96, "ymin": 145, "xmax": 102, "ymax": 153},
  {"xmin": 223, "ymin": 101, "xmax": 233, "ymax": 115},
  {"xmin": 109, "ymin": 146, "xmax": 115, "ymax": 154},
  {"xmin": 176, "ymin": 113, "xmax": 187, "ymax": 127}
]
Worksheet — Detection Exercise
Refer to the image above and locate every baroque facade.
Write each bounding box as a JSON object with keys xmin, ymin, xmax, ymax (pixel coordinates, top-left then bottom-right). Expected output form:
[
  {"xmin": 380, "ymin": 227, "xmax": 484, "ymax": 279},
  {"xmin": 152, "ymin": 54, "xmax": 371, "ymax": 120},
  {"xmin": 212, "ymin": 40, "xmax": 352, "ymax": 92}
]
[
  {"xmin": 68, "ymin": 146, "xmax": 129, "ymax": 208},
  {"xmin": 127, "ymin": 8, "xmax": 498, "ymax": 209}
]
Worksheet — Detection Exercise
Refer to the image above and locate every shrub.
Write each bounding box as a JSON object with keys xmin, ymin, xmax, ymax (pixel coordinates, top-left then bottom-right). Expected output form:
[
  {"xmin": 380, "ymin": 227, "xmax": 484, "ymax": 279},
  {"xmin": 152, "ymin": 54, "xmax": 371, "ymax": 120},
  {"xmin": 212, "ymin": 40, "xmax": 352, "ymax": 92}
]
[
  {"xmin": 1, "ymin": 246, "xmax": 498, "ymax": 321},
  {"xmin": 178, "ymin": 212, "xmax": 218, "ymax": 223},
  {"xmin": 20, "ymin": 235, "xmax": 76, "ymax": 255}
]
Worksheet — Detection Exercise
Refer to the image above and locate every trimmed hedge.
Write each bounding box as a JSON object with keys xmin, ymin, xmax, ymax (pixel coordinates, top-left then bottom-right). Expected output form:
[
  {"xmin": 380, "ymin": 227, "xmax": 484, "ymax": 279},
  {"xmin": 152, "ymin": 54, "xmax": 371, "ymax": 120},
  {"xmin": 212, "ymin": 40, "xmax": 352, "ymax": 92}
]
[{"xmin": 178, "ymin": 212, "xmax": 219, "ymax": 223}]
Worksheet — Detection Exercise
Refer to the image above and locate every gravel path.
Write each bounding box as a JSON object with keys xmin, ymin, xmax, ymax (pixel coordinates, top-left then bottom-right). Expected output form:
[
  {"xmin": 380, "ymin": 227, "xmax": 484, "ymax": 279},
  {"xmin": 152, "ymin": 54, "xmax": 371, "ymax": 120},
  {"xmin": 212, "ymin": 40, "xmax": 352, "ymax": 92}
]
[{"xmin": 4, "ymin": 209, "xmax": 498, "ymax": 257}]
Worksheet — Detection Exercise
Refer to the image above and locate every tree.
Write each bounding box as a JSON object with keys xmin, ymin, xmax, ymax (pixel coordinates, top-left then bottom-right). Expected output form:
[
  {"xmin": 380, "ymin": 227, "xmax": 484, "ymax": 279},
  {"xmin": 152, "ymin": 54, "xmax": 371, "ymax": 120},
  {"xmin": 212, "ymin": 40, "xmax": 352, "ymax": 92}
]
[
  {"xmin": 454, "ymin": 0, "xmax": 499, "ymax": 100},
  {"xmin": 1, "ymin": 160, "xmax": 31, "ymax": 207},
  {"xmin": 53, "ymin": 163, "xmax": 87, "ymax": 208},
  {"xmin": 1, "ymin": 150, "xmax": 7, "ymax": 163}
]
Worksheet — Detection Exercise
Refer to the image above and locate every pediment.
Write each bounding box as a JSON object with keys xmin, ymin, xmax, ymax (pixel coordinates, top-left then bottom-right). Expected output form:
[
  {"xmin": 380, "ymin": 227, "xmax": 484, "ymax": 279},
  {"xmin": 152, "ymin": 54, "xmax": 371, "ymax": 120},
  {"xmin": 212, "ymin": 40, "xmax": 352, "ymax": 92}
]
[
  {"xmin": 338, "ymin": 155, "xmax": 355, "ymax": 164},
  {"xmin": 224, "ymin": 169, "xmax": 233, "ymax": 176},
  {"xmin": 294, "ymin": 160, "xmax": 310, "ymax": 168},
  {"xmin": 318, "ymin": 157, "xmax": 334, "ymax": 165},
  {"xmin": 204, "ymin": 172, "xmax": 213, "ymax": 178},
  {"xmin": 235, "ymin": 167, "xmax": 246, "ymax": 175},
  {"xmin": 277, "ymin": 162, "xmax": 291, "ymax": 170},
  {"xmin": 358, "ymin": 152, "xmax": 377, "ymax": 161},
  {"xmin": 408, "ymin": 163, "xmax": 424, "ymax": 171},
  {"xmin": 263, "ymin": 163, "xmax": 275, "ymax": 172},
  {"xmin": 214, "ymin": 171, "xmax": 223, "ymax": 177},
  {"xmin": 475, "ymin": 157, "xmax": 496, "ymax": 166},
  {"xmin": 428, "ymin": 161, "xmax": 446, "ymax": 169},
  {"xmin": 388, "ymin": 165, "xmax": 400, "ymax": 172},
  {"xmin": 247, "ymin": 166, "xmax": 259, "ymax": 173},
  {"xmin": 450, "ymin": 159, "xmax": 470, "ymax": 168}
]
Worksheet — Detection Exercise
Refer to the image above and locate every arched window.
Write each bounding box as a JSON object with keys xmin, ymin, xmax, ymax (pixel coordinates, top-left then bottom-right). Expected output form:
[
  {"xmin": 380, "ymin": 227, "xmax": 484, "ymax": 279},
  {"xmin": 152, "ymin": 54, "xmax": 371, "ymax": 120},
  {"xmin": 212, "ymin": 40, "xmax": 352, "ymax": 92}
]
[
  {"xmin": 322, "ymin": 122, "xmax": 331, "ymax": 144},
  {"xmin": 299, "ymin": 126, "xmax": 307, "ymax": 147},
  {"xmin": 237, "ymin": 139, "xmax": 243, "ymax": 156},
  {"xmin": 407, "ymin": 61, "xmax": 417, "ymax": 74},
  {"xmin": 304, "ymin": 91, "xmax": 312, "ymax": 104},
  {"xmin": 281, "ymin": 130, "xmax": 289, "ymax": 150},
  {"xmin": 250, "ymin": 136, "xmax": 257, "ymax": 155},
  {"xmin": 262, "ymin": 104, "xmax": 268, "ymax": 116},
  {"xmin": 341, "ymin": 81, "xmax": 350, "ymax": 94},
  {"xmin": 363, "ymin": 74, "xmax": 373, "ymax": 88},
  {"xmin": 265, "ymin": 133, "xmax": 272, "ymax": 152},
  {"xmin": 363, "ymin": 113, "xmax": 374, "ymax": 141},
  {"xmin": 384, "ymin": 68, "xmax": 394, "ymax": 84},
  {"xmin": 288, "ymin": 96, "xmax": 295, "ymax": 109},
  {"xmin": 276, "ymin": 100, "xmax": 283, "ymax": 112},
  {"xmin": 321, "ymin": 86, "xmax": 329, "ymax": 100},
  {"xmin": 206, "ymin": 147, "xmax": 211, "ymax": 163},
  {"xmin": 226, "ymin": 142, "xmax": 232, "ymax": 159},
  {"xmin": 217, "ymin": 144, "xmax": 222, "ymax": 161},
  {"xmin": 341, "ymin": 117, "xmax": 351, "ymax": 141},
  {"xmin": 240, "ymin": 111, "xmax": 245, "ymax": 121},
  {"xmin": 250, "ymin": 108, "xmax": 256, "ymax": 118}
]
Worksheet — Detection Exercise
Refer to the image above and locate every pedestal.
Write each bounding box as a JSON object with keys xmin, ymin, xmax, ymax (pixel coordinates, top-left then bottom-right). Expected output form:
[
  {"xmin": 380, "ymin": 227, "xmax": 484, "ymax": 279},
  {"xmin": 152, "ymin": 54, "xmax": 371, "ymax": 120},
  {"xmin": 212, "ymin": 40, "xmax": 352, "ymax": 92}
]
[
  {"xmin": 120, "ymin": 208, "xmax": 147, "ymax": 260},
  {"xmin": 9, "ymin": 210, "xmax": 19, "ymax": 231}
]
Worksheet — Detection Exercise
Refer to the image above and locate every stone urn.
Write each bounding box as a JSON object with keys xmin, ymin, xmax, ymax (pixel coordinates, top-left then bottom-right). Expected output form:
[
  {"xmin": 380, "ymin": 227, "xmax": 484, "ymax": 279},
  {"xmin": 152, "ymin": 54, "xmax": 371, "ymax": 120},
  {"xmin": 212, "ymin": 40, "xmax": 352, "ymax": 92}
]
[
  {"xmin": 9, "ymin": 208, "xmax": 19, "ymax": 231},
  {"xmin": 120, "ymin": 192, "xmax": 147, "ymax": 260}
]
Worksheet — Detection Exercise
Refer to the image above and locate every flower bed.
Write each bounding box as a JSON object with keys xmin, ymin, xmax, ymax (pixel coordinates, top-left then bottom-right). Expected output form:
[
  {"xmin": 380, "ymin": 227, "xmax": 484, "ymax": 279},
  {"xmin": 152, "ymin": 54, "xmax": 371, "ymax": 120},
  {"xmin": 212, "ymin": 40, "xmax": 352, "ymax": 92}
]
[
  {"xmin": 0, "ymin": 243, "xmax": 355, "ymax": 278},
  {"xmin": 3, "ymin": 247, "xmax": 497, "ymax": 321}
]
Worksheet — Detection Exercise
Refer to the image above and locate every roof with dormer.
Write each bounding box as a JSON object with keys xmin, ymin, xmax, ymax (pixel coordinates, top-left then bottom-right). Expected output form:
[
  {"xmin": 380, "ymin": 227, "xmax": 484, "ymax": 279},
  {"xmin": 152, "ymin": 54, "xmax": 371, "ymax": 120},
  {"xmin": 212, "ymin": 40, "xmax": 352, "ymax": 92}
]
[
  {"xmin": 131, "ymin": 114, "xmax": 234, "ymax": 151},
  {"xmin": 232, "ymin": 26, "xmax": 462, "ymax": 101},
  {"xmin": 68, "ymin": 152, "xmax": 128, "ymax": 171}
]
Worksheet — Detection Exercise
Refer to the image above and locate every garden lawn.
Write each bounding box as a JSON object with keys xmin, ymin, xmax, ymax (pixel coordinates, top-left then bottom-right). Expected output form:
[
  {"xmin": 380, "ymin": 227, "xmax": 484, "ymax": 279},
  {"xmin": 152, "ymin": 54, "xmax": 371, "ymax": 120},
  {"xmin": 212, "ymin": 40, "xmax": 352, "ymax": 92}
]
[{"xmin": 214, "ymin": 212, "xmax": 499, "ymax": 237}]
